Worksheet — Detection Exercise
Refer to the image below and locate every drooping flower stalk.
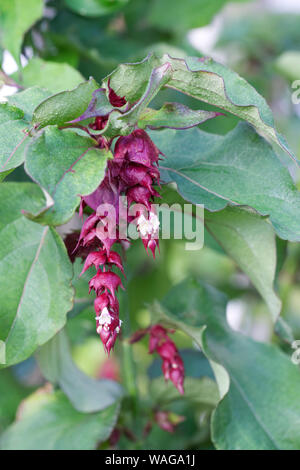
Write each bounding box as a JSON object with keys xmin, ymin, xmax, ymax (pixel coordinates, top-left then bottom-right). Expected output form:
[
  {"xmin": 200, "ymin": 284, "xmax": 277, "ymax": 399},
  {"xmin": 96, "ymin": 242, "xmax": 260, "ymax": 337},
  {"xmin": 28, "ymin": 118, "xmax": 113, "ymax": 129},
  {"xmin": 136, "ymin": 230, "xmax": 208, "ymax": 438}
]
[
  {"xmin": 149, "ymin": 325, "xmax": 185, "ymax": 394},
  {"xmin": 129, "ymin": 325, "xmax": 185, "ymax": 394},
  {"xmin": 75, "ymin": 88, "xmax": 162, "ymax": 354}
]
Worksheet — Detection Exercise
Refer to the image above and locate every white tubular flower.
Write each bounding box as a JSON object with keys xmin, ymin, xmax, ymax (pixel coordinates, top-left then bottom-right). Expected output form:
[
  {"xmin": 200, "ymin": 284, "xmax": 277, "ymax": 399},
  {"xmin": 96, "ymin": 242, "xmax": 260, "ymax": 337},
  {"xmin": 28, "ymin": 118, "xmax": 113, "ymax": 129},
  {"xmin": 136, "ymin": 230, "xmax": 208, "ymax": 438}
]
[
  {"xmin": 149, "ymin": 212, "xmax": 160, "ymax": 233},
  {"xmin": 95, "ymin": 307, "xmax": 112, "ymax": 326},
  {"xmin": 137, "ymin": 212, "xmax": 160, "ymax": 237}
]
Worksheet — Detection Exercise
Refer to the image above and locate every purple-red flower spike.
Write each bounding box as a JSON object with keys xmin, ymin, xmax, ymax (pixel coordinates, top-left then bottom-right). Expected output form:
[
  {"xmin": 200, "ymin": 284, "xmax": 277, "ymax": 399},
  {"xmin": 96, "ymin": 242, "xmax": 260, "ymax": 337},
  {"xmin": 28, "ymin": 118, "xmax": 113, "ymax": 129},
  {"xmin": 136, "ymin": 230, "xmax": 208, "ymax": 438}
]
[
  {"xmin": 149, "ymin": 325, "xmax": 185, "ymax": 395},
  {"xmin": 75, "ymin": 125, "xmax": 163, "ymax": 353}
]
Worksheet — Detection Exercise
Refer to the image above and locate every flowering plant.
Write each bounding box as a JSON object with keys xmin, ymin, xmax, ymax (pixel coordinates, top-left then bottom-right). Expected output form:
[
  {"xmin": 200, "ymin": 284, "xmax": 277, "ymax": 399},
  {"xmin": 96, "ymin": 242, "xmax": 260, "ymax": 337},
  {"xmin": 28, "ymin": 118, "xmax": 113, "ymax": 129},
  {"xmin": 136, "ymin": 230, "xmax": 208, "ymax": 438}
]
[{"xmin": 1, "ymin": 0, "xmax": 300, "ymax": 452}]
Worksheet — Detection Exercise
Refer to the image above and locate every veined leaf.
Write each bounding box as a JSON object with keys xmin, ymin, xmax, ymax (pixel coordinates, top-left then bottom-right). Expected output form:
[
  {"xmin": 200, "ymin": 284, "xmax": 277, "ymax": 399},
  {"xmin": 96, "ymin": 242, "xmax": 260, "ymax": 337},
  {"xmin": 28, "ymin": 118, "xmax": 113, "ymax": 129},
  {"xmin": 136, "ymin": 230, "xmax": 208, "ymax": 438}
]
[
  {"xmin": 0, "ymin": 183, "xmax": 74, "ymax": 368},
  {"xmin": 160, "ymin": 187, "xmax": 281, "ymax": 320},
  {"xmin": 0, "ymin": 103, "xmax": 29, "ymax": 178},
  {"xmin": 103, "ymin": 53, "xmax": 294, "ymax": 159},
  {"xmin": 32, "ymin": 78, "xmax": 99, "ymax": 128},
  {"xmin": 205, "ymin": 207, "xmax": 281, "ymax": 320},
  {"xmin": 165, "ymin": 55, "xmax": 295, "ymax": 161},
  {"xmin": 151, "ymin": 124, "xmax": 300, "ymax": 241},
  {"xmin": 24, "ymin": 127, "xmax": 111, "ymax": 226},
  {"xmin": 138, "ymin": 102, "xmax": 222, "ymax": 130},
  {"xmin": 0, "ymin": 388, "xmax": 119, "ymax": 450}
]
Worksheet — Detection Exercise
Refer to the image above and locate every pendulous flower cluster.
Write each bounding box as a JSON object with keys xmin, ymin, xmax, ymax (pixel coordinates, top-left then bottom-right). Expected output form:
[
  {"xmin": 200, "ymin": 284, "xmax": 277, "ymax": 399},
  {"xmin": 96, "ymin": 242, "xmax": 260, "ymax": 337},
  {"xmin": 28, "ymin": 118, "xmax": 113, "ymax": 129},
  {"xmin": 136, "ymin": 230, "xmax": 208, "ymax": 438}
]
[
  {"xmin": 149, "ymin": 325, "xmax": 185, "ymax": 395},
  {"xmin": 75, "ymin": 87, "xmax": 162, "ymax": 354}
]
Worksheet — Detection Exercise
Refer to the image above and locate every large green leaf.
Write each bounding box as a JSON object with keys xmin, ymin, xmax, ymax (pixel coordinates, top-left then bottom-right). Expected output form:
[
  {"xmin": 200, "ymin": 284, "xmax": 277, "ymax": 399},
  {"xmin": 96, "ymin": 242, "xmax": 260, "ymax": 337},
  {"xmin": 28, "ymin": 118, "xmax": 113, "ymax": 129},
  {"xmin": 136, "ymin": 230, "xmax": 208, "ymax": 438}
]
[
  {"xmin": 165, "ymin": 55, "xmax": 294, "ymax": 160},
  {"xmin": 36, "ymin": 330, "xmax": 123, "ymax": 413},
  {"xmin": 32, "ymin": 78, "xmax": 99, "ymax": 128},
  {"xmin": 24, "ymin": 127, "xmax": 111, "ymax": 226},
  {"xmin": 152, "ymin": 278, "xmax": 300, "ymax": 450},
  {"xmin": 0, "ymin": 183, "xmax": 74, "ymax": 368},
  {"xmin": 0, "ymin": 0, "xmax": 43, "ymax": 62},
  {"xmin": 0, "ymin": 388, "xmax": 119, "ymax": 450},
  {"xmin": 205, "ymin": 207, "xmax": 281, "ymax": 320},
  {"xmin": 105, "ymin": 54, "xmax": 293, "ymax": 159},
  {"xmin": 151, "ymin": 124, "xmax": 300, "ymax": 241},
  {"xmin": 12, "ymin": 58, "xmax": 84, "ymax": 93},
  {"xmin": 160, "ymin": 187, "xmax": 281, "ymax": 320}
]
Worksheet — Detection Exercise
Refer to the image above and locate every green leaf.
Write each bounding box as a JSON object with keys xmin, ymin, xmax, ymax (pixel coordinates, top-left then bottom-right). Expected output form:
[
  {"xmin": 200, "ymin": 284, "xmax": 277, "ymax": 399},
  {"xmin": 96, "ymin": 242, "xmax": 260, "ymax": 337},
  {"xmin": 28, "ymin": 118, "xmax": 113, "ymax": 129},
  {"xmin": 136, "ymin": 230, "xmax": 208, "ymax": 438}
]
[
  {"xmin": 0, "ymin": 388, "xmax": 119, "ymax": 450},
  {"xmin": 8, "ymin": 87, "xmax": 52, "ymax": 122},
  {"xmin": 0, "ymin": 103, "xmax": 29, "ymax": 178},
  {"xmin": 160, "ymin": 187, "xmax": 280, "ymax": 319},
  {"xmin": 152, "ymin": 278, "xmax": 300, "ymax": 450},
  {"xmin": 104, "ymin": 54, "xmax": 159, "ymax": 105},
  {"xmin": 12, "ymin": 58, "xmax": 84, "ymax": 93},
  {"xmin": 138, "ymin": 102, "xmax": 222, "ymax": 130},
  {"xmin": 205, "ymin": 207, "xmax": 281, "ymax": 320},
  {"xmin": 105, "ymin": 54, "xmax": 293, "ymax": 158},
  {"xmin": 32, "ymin": 78, "xmax": 99, "ymax": 128},
  {"xmin": 0, "ymin": 0, "xmax": 43, "ymax": 62},
  {"xmin": 24, "ymin": 127, "xmax": 111, "ymax": 226},
  {"xmin": 151, "ymin": 124, "xmax": 300, "ymax": 241},
  {"xmin": 36, "ymin": 330, "xmax": 123, "ymax": 413},
  {"xmin": 0, "ymin": 92, "xmax": 52, "ymax": 179},
  {"xmin": 150, "ymin": 376, "xmax": 219, "ymax": 408},
  {"xmin": 64, "ymin": 0, "xmax": 129, "ymax": 17},
  {"xmin": 99, "ymin": 62, "xmax": 174, "ymax": 137},
  {"xmin": 164, "ymin": 55, "xmax": 294, "ymax": 160},
  {"xmin": 0, "ymin": 183, "xmax": 74, "ymax": 368}
]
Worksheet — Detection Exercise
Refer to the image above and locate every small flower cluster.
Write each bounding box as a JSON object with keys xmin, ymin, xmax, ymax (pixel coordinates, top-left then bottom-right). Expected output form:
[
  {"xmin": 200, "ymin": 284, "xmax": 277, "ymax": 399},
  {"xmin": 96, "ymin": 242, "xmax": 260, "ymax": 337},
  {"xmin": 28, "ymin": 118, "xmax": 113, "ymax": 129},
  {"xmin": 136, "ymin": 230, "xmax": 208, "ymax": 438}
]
[
  {"xmin": 113, "ymin": 128, "xmax": 161, "ymax": 257},
  {"xmin": 149, "ymin": 325, "xmax": 185, "ymax": 394},
  {"xmin": 130, "ymin": 324, "xmax": 185, "ymax": 394},
  {"xmin": 75, "ymin": 87, "xmax": 162, "ymax": 353}
]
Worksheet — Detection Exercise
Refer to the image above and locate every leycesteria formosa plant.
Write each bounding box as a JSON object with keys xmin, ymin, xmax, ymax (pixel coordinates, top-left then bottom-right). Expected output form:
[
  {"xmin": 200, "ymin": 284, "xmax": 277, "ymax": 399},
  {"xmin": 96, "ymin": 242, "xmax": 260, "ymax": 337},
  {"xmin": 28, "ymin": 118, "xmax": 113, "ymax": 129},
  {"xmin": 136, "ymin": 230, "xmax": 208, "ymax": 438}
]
[{"xmin": 2, "ymin": 49, "xmax": 300, "ymax": 451}]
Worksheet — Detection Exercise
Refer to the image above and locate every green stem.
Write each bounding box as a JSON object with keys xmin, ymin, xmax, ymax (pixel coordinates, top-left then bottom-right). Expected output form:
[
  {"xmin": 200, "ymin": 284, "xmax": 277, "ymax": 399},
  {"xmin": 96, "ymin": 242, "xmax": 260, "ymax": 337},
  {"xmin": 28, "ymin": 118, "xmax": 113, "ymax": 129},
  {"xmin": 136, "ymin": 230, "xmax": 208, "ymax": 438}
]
[{"xmin": 122, "ymin": 340, "xmax": 138, "ymax": 414}]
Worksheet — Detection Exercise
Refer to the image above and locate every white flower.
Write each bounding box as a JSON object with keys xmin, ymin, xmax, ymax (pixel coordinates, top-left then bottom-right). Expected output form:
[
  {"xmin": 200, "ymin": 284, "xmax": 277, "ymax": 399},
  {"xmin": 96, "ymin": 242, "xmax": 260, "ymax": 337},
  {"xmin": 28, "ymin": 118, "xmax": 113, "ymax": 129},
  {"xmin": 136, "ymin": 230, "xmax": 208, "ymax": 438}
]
[
  {"xmin": 137, "ymin": 212, "xmax": 160, "ymax": 237},
  {"xmin": 149, "ymin": 212, "xmax": 160, "ymax": 232},
  {"xmin": 95, "ymin": 307, "xmax": 112, "ymax": 325}
]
